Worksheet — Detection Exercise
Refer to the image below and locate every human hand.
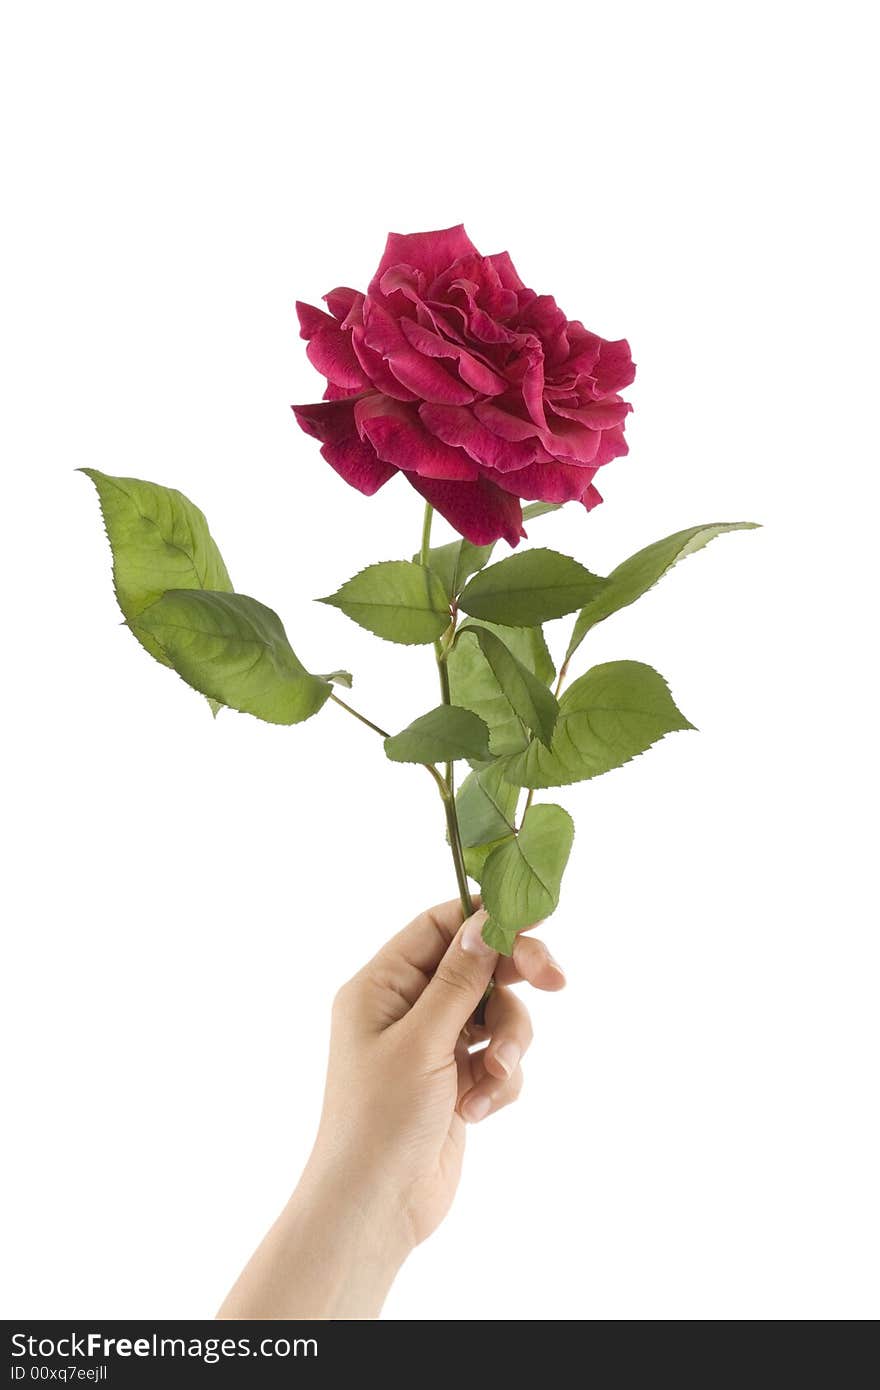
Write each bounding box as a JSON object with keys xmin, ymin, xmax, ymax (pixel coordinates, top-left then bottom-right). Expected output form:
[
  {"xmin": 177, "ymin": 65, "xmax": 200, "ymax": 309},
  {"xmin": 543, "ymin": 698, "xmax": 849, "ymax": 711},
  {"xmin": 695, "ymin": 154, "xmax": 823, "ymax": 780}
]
[
  {"xmin": 312, "ymin": 898, "xmax": 566, "ymax": 1247},
  {"xmin": 218, "ymin": 900, "xmax": 565, "ymax": 1320}
]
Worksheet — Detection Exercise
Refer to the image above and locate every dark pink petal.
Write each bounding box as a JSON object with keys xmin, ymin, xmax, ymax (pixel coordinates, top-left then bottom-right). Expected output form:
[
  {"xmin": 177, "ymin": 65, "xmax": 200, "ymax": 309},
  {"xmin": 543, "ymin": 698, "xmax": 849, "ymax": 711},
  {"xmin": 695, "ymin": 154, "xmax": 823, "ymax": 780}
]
[
  {"xmin": 400, "ymin": 318, "xmax": 509, "ymax": 395},
  {"xmin": 351, "ymin": 325, "xmax": 419, "ymax": 401},
  {"xmin": 541, "ymin": 417, "xmax": 602, "ymax": 465},
  {"xmin": 594, "ymin": 339, "xmax": 636, "ymax": 394},
  {"xmin": 355, "ymin": 395, "xmax": 479, "ymax": 481},
  {"xmin": 406, "ymin": 473, "xmax": 524, "ymax": 547},
  {"xmin": 564, "ymin": 327, "xmax": 603, "ymax": 377},
  {"xmin": 582, "ymin": 484, "xmax": 603, "ymax": 510},
  {"xmin": 419, "ymin": 403, "xmax": 536, "ymax": 472},
  {"xmin": 320, "ymin": 437, "xmax": 396, "ymax": 495},
  {"xmin": 551, "ymin": 397, "xmax": 632, "ymax": 429},
  {"xmin": 296, "ymin": 300, "xmax": 336, "ymax": 339},
  {"xmin": 369, "ymin": 225, "xmax": 479, "ymax": 294},
  {"xmin": 323, "ymin": 287, "xmax": 361, "ymax": 322},
  {"xmin": 306, "ymin": 324, "xmax": 370, "ymax": 389},
  {"xmin": 378, "ymin": 264, "xmax": 426, "ymax": 301},
  {"xmin": 291, "ymin": 398, "xmax": 357, "ymax": 445},
  {"xmin": 493, "ymin": 460, "xmax": 599, "ymax": 504},
  {"xmin": 362, "ymin": 300, "xmax": 475, "ymax": 405},
  {"xmin": 593, "ymin": 425, "xmax": 630, "ymax": 467},
  {"xmin": 486, "ymin": 251, "xmax": 526, "ymax": 292},
  {"xmin": 323, "ymin": 382, "xmax": 364, "ymax": 400},
  {"xmin": 474, "ymin": 399, "xmax": 541, "ymax": 442}
]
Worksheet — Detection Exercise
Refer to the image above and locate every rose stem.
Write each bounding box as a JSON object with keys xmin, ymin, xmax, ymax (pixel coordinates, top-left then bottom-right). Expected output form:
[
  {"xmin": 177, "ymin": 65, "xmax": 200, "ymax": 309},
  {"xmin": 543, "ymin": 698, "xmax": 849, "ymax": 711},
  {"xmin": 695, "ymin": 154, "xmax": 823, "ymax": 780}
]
[{"xmin": 419, "ymin": 502, "xmax": 475, "ymax": 924}]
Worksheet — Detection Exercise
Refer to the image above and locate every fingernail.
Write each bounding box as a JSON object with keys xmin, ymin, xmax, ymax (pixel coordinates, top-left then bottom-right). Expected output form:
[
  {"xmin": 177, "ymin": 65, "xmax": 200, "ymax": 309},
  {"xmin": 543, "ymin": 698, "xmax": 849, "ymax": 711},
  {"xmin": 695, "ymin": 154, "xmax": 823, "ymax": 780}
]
[
  {"xmin": 545, "ymin": 952, "xmax": 567, "ymax": 985},
  {"xmin": 463, "ymin": 1092, "xmax": 492, "ymax": 1123},
  {"xmin": 461, "ymin": 909, "xmax": 494, "ymax": 957},
  {"xmin": 493, "ymin": 1041, "xmax": 520, "ymax": 1077}
]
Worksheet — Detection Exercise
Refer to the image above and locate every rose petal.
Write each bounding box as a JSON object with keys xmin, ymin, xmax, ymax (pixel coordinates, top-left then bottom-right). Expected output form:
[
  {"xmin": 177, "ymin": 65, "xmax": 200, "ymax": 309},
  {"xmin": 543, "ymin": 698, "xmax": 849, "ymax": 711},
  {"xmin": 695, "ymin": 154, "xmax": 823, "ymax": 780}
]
[
  {"xmin": 594, "ymin": 339, "xmax": 636, "ymax": 394},
  {"xmin": 296, "ymin": 300, "xmax": 337, "ymax": 339},
  {"xmin": 419, "ymin": 403, "xmax": 536, "ymax": 472},
  {"xmin": 369, "ymin": 225, "xmax": 479, "ymax": 294},
  {"xmin": 406, "ymin": 473, "xmax": 524, "ymax": 547},
  {"xmin": 351, "ymin": 325, "xmax": 419, "ymax": 401},
  {"xmin": 493, "ymin": 460, "xmax": 599, "ymax": 503},
  {"xmin": 551, "ymin": 397, "xmax": 633, "ymax": 429},
  {"xmin": 592, "ymin": 425, "xmax": 630, "ymax": 467},
  {"xmin": 291, "ymin": 398, "xmax": 357, "ymax": 445},
  {"xmin": 582, "ymin": 483, "xmax": 603, "ymax": 510},
  {"xmin": 355, "ymin": 395, "xmax": 479, "ymax": 480},
  {"xmin": 306, "ymin": 324, "xmax": 370, "ymax": 389},
  {"xmin": 323, "ymin": 287, "xmax": 361, "ymax": 322},
  {"xmin": 362, "ymin": 300, "xmax": 475, "ymax": 406},
  {"xmin": 400, "ymin": 318, "xmax": 509, "ymax": 395},
  {"xmin": 320, "ymin": 438, "xmax": 396, "ymax": 496},
  {"xmin": 486, "ymin": 251, "xmax": 526, "ymax": 292}
]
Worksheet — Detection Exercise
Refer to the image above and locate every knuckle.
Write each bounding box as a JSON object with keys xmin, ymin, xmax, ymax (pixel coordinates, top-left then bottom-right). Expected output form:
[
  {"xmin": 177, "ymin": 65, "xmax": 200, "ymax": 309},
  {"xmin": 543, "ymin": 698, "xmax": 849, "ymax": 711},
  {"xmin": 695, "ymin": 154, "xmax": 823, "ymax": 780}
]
[{"xmin": 435, "ymin": 962, "xmax": 477, "ymax": 1001}]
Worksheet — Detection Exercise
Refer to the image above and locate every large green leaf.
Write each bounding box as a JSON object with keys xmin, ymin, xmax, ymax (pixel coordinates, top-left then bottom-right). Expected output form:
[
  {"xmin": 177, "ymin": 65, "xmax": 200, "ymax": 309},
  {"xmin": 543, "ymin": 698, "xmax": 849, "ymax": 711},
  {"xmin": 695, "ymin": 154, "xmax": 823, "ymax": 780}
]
[
  {"xmin": 137, "ymin": 591, "xmax": 331, "ymax": 725},
  {"xmin": 457, "ymin": 626, "xmax": 559, "ymax": 747},
  {"xmin": 81, "ymin": 469, "xmax": 233, "ymax": 665},
  {"xmin": 502, "ymin": 661, "xmax": 694, "ymax": 788},
  {"xmin": 320, "ymin": 561, "xmax": 450, "ymax": 644},
  {"xmin": 456, "ymin": 761, "xmax": 519, "ymax": 848},
  {"xmin": 566, "ymin": 522, "xmax": 760, "ymax": 661},
  {"xmin": 463, "ymin": 834, "xmax": 513, "ymax": 884},
  {"xmin": 448, "ymin": 620, "xmax": 555, "ymax": 755},
  {"xmin": 459, "ymin": 548, "xmax": 606, "ymax": 627},
  {"xmin": 384, "ymin": 706, "xmax": 491, "ymax": 765},
  {"xmin": 481, "ymin": 804, "xmax": 575, "ymax": 954}
]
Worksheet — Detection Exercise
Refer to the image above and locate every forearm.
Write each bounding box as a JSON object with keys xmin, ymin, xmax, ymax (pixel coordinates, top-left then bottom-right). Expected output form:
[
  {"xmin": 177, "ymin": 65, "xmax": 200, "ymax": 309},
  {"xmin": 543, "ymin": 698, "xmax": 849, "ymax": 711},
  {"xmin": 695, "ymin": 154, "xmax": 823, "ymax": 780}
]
[{"xmin": 216, "ymin": 1158, "xmax": 413, "ymax": 1321}]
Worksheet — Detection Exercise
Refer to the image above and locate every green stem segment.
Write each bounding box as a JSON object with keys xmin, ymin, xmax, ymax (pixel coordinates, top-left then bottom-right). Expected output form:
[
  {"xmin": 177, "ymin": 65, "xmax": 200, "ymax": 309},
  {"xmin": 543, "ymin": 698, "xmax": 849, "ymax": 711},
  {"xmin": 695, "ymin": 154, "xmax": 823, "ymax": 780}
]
[{"xmin": 420, "ymin": 503, "xmax": 474, "ymax": 924}]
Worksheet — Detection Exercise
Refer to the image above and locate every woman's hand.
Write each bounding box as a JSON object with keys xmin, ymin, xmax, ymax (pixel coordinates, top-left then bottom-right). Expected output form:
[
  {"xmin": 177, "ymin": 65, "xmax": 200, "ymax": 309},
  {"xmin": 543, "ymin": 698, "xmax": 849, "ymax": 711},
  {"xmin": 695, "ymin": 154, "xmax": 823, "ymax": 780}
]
[{"xmin": 218, "ymin": 901, "xmax": 565, "ymax": 1320}]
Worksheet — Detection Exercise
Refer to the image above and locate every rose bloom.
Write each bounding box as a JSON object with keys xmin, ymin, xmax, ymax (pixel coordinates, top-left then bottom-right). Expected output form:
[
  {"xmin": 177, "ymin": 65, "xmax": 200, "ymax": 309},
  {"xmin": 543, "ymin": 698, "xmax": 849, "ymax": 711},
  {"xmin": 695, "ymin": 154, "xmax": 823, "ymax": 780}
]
[{"xmin": 293, "ymin": 225, "xmax": 634, "ymax": 546}]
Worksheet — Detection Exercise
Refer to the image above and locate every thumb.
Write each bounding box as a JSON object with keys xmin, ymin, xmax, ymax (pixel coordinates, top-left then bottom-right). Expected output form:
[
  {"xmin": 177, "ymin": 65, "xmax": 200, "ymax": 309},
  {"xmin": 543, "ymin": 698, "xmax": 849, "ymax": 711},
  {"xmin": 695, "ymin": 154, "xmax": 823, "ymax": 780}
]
[{"xmin": 410, "ymin": 908, "xmax": 497, "ymax": 1048}]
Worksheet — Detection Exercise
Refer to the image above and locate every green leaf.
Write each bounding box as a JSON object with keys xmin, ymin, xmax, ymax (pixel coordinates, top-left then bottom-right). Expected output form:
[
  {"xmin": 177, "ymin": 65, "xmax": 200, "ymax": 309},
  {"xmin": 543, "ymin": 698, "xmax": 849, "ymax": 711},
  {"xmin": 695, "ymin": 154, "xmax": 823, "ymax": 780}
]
[
  {"xmin": 566, "ymin": 522, "xmax": 760, "ymax": 662},
  {"xmin": 457, "ymin": 626, "xmax": 559, "ymax": 747},
  {"xmin": 207, "ymin": 697, "xmax": 223, "ymax": 719},
  {"xmin": 447, "ymin": 620, "xmax": 555, "ymax": 756},
  {"xmin": 521, "ymin": 501, "xmax": 561, "ymax": 522},
  {"xmin": 320, "ymin": 561, "xmax": 450, "ymax": 645},
  {"xmin": 383, "ymin": 706, "xmax": 491, "ymax": 764},
  {"xmin": 413, "ymin": 538, "xmax": 495, "ymax": 601},
  {"xmin": 463, "ymin": 834, "xmax": 514, "ymax": 884},
  {"xmin": 481, "ymin": 804, "xmax": 574, "ymax": 953},
  {"xmin": 459, "ymin": 548, "xmax": 606, "ymax": 627},
  {"xmin": 319, "ymin": 670, "xmax": 354, "ymax": 688},
  {"xmin": 137, "ymin": 590, "xmax": 331, "ymax": 725},
  {"xmin": 81, "ymin": 468, "xmax": 233, "ymax": 666},
  {"xmin": 502, "ymin": 661, "xmax": 694, "ymax": 788},
  {"xmin": 456, "ymin": 762, "xmax": 519, "ymax": 848}
]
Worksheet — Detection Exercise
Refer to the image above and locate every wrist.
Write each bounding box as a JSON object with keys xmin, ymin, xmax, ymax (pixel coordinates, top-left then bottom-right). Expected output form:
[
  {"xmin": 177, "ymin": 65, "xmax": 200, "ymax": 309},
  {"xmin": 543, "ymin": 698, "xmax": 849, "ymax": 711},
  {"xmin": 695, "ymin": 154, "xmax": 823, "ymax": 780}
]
[{"xmin": 279, "ymin": 1152, "xmax": 414, "ymax": 1318}]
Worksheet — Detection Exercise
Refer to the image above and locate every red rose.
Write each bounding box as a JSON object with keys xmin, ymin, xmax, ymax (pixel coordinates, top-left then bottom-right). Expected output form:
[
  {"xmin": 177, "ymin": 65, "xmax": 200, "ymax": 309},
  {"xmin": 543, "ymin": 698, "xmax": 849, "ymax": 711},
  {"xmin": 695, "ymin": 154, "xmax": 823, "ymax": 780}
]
[{"xmin": 292, "ymin": 225, "xmax": 634, "ymax": 546}]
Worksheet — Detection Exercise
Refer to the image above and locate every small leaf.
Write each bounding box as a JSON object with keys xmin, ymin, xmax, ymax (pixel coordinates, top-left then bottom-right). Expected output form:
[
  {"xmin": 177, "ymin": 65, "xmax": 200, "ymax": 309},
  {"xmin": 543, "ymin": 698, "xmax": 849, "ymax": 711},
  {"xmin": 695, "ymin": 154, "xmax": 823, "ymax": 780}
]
[
  {"xmin": 413, "ymin": 538, "xmax": 495, "ymax": 600},
  {"xmin": 502, "ymin": 661, "xmax": 694, "ymax": 788},
  {"xmin": 459, "ymin": 548, "xmax": 606, "ymax": 627},
  {"xmin": 384, "ymin": 706, "xmax": 491, "ymax": 764},
  {"xmin": 81, "ymin": 469, "xmax": 233, "ymax": 665},
  {"xmin": 206, "ymin": 697, "xmax": 223, "ymax": 719},
  {"xmin": 481, "ymin": 804, "xmax": 574, "ymax": 953},
  {"xmin": 463, "ymin": 834, "xmax": 514, "ymax": 884},
  {"xmin": 319, "ymin": 669, "xmax": 354, "ymax": 688},
  {"xmin": 566, "ymin": 522, "xmax": 760, "ymax": 661},
  {"xmin": 459, "ymin": 626, "xmax": 559, "ymax": 747},
  {"xmin": 448, "ymin": 620, "xmax": 555, "ymax": 756},
  {"xmin": 320, "ymin": 561, "xmax": 450, "ymax": 645},
  {"xmin": 137, "ymin": 590, "xmax": 331, "ymax": 725},
  {"xmin": 521, "ymin": 501, "xmax": 561, "ymax": 522},
  {"xmin": 456, "ymin": 762, "xmax": 519, "ymax": 848}
]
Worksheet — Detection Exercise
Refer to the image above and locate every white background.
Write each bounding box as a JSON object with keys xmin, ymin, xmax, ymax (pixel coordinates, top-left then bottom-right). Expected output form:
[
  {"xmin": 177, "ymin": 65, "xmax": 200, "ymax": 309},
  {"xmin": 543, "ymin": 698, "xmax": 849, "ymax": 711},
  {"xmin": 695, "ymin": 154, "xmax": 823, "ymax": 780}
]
[{"xmin": 1, "ymin": 1, "xmax": 877, "ymax": 1321}]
